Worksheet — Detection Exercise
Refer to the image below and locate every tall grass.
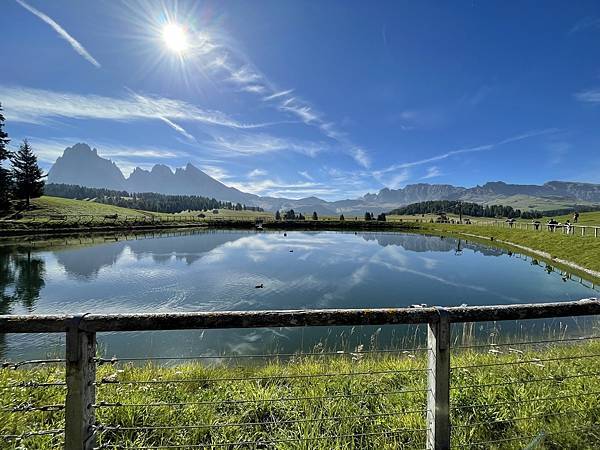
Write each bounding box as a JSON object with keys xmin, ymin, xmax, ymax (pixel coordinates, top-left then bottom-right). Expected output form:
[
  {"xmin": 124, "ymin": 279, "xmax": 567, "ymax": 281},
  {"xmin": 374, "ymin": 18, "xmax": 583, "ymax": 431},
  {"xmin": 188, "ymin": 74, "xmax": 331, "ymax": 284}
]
[{"xmin": 2, "ymin": 340, "xmax": 600, "ymax": 449}]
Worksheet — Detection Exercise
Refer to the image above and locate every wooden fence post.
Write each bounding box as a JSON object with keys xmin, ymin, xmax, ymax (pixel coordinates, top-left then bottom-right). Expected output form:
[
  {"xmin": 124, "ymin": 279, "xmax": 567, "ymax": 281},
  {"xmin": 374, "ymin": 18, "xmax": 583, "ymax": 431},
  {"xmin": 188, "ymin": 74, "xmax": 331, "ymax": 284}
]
[
  {"xmin": 65, "ymin": 315, "xmax": 96, "ymax": 450},
  {"xmin": 427, "ymin": 309, "xmax": 451, "ymax": 450}
]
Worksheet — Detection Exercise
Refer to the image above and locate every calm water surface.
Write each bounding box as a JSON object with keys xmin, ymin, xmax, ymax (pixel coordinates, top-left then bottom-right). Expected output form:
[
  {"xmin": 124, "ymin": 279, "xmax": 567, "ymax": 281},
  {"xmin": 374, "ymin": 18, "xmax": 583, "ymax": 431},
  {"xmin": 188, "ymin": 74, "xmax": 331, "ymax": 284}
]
[{"xmin": 1, "ymin": 230, "xmax": 597, "ymax": 360}]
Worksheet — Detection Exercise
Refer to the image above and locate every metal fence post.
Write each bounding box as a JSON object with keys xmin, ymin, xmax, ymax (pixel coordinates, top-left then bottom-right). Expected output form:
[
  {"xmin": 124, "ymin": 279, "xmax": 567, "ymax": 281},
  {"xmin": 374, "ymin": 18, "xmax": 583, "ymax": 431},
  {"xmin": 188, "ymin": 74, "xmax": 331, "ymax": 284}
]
[
  {"xmin": 65, "ymin": 315, "xmax": 96, "ymax": 450},
  {"xmin": 427, "ymin": 309, "xmax": 451, "ymax": 450}
]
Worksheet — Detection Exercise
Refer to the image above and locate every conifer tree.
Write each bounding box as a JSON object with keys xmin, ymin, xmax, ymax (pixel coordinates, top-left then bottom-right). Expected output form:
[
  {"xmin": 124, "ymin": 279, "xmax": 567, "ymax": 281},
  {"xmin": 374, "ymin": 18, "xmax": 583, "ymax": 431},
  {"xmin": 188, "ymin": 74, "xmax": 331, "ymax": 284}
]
[
  {"xmin": 11, "ymin": 140, "xmax": 45, "ymax": 206},
  {"xmin": 0, "ymin": 103, "xmax": 11, "ymax": 210}
]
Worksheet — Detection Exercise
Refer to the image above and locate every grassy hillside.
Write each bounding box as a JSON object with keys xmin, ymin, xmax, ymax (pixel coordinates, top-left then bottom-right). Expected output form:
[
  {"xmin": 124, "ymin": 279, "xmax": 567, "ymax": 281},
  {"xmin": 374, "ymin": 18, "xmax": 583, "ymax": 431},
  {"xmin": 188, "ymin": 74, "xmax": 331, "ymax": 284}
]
[
  {"xmin": 553, "ymin": 211, "xmax": 600, "ymax": 226},
  {"xmin": 23, "ymin": 196, "xmax": 159, "ymax": 218},
  {"xmin": 420, "ymin": 223, "xmax": 600, "ymax": 275},
  {"xmin": 1, "ymin": 197, "xmax": 273, "ymax": 224},
  {"xmin": 2, "ymin": 341, "xmax": 600, "ymax": 449},
  {"xmin": 466, "ymin": 194, "xmax": 597, "ymax": 211}
]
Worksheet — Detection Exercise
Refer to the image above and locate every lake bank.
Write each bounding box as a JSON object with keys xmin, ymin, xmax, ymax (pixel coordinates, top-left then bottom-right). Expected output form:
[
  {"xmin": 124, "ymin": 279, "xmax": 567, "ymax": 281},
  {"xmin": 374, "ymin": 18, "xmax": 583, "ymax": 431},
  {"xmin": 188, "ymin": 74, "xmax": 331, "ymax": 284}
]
[{"xmin": 2, "ymin": 340, "xmax": 599, "ymax": 449}]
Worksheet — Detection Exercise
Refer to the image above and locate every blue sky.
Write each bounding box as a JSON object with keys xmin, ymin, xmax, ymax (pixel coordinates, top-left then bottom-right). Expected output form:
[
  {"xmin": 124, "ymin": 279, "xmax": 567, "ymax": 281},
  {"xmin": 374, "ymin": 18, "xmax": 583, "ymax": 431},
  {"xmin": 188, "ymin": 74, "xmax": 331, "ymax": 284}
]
[{"xmin": 1, "ymin": 0, "xmax": 600, "ymax": 200}]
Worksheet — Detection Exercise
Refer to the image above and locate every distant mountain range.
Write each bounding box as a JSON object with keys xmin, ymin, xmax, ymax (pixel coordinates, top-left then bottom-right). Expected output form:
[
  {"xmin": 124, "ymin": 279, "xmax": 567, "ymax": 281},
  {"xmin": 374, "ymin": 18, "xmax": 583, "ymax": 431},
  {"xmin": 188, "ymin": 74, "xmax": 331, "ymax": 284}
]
[{"xmin": 47, "ymin": 143, "xmax": 600, "ymax": 214}]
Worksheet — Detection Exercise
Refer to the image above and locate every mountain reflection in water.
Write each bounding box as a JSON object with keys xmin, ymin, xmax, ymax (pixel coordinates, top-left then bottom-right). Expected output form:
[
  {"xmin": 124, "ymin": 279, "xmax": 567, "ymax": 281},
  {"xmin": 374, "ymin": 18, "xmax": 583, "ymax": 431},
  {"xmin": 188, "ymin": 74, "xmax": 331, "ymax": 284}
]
[{"xmin": 0, "ymin": 230, "xmax": 596, "ymax": 361}]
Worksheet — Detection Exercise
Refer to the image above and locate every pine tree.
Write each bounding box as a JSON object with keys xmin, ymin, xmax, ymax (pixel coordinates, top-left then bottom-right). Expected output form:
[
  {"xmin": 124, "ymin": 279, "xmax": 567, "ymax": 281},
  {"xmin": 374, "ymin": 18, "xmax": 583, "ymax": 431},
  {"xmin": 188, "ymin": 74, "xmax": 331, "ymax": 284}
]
[
  {"xmin": 312, "ymin": 211, "xmax": 318, "ymax": 221},
  {"xmin": 11, "ymin": 140, "xmax": 45, "ymax": 207},
  {"xmin": 339, "ymin": 214, "xmax": 345, "ymax": 221},
  {"xmin": 0, "ymin": 103, "xmax": 11, "ymax": 210},
  {"xmin": 275, "ymin": 210, "xmax": 281, "ymax": 221}
]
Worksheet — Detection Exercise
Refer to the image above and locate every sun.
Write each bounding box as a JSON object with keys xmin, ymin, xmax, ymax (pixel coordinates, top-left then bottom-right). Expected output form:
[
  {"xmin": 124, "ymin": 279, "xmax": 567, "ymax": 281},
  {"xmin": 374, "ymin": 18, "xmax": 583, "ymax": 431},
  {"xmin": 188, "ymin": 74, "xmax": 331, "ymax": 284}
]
[{"xmin": 162, "ymin": 23, "xmax": 189, "ymax": 54}]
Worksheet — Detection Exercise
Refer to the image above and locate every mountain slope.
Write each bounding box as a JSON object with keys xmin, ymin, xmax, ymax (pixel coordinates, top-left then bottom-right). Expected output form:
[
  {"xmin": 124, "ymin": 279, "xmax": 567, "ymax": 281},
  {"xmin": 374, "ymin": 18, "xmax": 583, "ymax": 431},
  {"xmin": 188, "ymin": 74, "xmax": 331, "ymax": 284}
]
[
  {"xmin": 47, "ymin": 143, "xmax": 127, "ymax": 190},
  {"xmin": 46, "ymin": 143, "xmax": 600, "ymax": 213},
  {"xmin": 48, "ymin": 143, "xmax": 258, "ymax": 204}
]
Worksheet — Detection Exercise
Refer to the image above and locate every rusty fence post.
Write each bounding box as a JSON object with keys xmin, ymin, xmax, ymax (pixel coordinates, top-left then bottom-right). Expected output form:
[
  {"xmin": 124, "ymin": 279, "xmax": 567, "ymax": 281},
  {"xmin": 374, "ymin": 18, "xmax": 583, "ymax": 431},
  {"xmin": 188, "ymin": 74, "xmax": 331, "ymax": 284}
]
[
  {"xmin": 427, "ymin": 308, "xmax": 451, "ymax": 450},
  {"xmin": 65, "ymin": 315, "xmax": 96, "ymax": 450}
]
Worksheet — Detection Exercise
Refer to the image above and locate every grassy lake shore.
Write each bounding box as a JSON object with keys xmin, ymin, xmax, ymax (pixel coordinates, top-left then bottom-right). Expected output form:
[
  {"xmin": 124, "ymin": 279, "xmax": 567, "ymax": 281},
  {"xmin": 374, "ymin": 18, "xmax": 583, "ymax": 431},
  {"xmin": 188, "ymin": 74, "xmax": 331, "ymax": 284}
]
[{"xmin": 2, "ymin": 341, "xmax": 600, "ymax": 449}]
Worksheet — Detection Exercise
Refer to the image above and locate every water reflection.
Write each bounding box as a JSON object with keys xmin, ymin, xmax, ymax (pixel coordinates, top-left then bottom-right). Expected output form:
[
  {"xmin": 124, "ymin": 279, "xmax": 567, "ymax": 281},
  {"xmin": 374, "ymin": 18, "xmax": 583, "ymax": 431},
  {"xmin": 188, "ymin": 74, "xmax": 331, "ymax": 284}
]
[
  {"xmin": 0, "ymin": 230, "xmax": 597, "ymax": 361},
  {"xmin": 0, "ymin": 247, "xmax": 46, "ymax": 313},
  {"xmin": 0, "ymin": 247, "xmax": 46, "ymax": 357}
]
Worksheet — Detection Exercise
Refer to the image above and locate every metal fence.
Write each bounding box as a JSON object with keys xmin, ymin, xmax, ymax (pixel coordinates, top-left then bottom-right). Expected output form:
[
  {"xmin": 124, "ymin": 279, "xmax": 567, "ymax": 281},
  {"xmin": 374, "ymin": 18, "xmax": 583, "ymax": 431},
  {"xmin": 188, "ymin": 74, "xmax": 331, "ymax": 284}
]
[{"xmin": 2, "ymin": 298, "xmax": 600, "ymax": 449}]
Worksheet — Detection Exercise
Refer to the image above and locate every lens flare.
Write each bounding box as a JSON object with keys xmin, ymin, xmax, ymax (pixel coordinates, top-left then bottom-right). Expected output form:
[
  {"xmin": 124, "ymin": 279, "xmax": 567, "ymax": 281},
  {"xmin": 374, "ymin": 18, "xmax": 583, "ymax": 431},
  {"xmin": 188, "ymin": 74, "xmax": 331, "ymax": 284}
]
[{"xmin": 162, "ymin": 23, "xmax": 188, "ymax": 53}]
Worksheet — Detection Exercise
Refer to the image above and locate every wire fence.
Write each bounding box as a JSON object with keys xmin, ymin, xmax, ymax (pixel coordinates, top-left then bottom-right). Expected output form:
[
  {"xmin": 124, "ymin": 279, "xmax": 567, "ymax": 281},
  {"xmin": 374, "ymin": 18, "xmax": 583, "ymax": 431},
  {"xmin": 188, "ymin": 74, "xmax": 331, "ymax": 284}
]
[
  {"xmin": 453, "ymin": 218, "xmax": 600, "ymax": 238},
  {"xmin": 1, "ymin": 299, "xmax": 600, "ymax": 449}
]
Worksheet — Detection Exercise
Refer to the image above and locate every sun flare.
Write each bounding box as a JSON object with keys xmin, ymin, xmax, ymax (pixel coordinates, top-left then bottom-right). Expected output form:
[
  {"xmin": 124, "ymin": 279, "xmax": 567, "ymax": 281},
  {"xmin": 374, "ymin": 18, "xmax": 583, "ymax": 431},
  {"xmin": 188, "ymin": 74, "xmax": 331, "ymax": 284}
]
[{"xmin": 162, "ymin": 23, "xmax": 188, "ymax": 54}]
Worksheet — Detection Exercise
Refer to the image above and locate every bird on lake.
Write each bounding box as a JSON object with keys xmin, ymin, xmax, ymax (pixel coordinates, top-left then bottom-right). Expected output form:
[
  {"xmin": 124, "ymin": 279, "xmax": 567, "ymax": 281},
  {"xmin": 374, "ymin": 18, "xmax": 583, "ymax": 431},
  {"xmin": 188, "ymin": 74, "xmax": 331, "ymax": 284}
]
[
  {"xmin": 255, "ymin": 283, "xmax": 264, "ymax": 289},
  {"xmin": 289, "ymin": 249, "xmax": 294, "ymax": 253}
]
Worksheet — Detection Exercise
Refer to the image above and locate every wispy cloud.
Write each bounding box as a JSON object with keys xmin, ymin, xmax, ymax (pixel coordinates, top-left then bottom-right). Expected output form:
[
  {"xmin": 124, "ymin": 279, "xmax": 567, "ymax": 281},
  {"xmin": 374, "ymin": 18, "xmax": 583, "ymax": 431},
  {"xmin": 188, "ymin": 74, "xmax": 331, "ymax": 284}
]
[
  {"xmin": 263, "ymin": 89, "xmax": 294, "ymax": 101},
  {"xmin": 421, "ymin": 166, "xmax": 442, "ymax": 179},
  {"xmin": 195, "ymin": 29, "xmax": 371, "ymax": 168},
  {"xmin": 228, "ymin": 178, "xmax": 328, "ymax": 198},
  {"xmin": 158, "ymin": 117, "xmax": 196, "ymax": 141},
  {"xmin": 0, "ymin": 85, "xmax": 273, "ymax": 131},
  {"xmin": 298, "ymin": 171, "xmax": 314, "ymax": 181},
  {"xmin": 15, "ymin": 0, "xmax": 101, "ymax": 68},
  {"xmin": 569, "ymin": 17, "xmax": 600, "ymax": 34},
  {"xmin": 200, "ymin": 165, "xmax": 232, "ymax": 181},
  {"xmin": 375, "ymin": 128, "xmax": 557, "ymax": 175},
  {"xmin": 205, "ymin": 132, "xmax": 324, "ymax": 157},
  {"xmin": 350, "ymin": 148, "xmax": 371, "ymax": 168},
  {"xmin": 22, "ymin": 136, "xmax": 185, "ymax": 176},
  {"xmin": 248, "ymin": 169, "xmax": 267, "ymax": 178},
  {"xmin": 575, "ymin": 89, "xmax": 600, "ymax": 103}
]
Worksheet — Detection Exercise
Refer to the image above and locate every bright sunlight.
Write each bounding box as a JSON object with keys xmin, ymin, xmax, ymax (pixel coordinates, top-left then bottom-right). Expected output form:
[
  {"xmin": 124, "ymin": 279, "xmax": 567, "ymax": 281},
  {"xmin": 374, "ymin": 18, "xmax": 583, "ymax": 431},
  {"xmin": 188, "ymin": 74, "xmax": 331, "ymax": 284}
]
[{"xmin": 162, "ymin": 23, "xmax": 188, "ymax": 53}]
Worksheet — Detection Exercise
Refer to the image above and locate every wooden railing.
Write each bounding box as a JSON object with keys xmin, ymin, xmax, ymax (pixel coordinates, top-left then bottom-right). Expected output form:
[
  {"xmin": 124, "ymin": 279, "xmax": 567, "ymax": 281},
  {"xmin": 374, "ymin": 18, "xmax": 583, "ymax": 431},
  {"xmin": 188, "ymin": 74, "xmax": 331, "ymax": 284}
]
[{"xmin": 1, "ymin": 298, "xmax": 600, "ymax": 449}]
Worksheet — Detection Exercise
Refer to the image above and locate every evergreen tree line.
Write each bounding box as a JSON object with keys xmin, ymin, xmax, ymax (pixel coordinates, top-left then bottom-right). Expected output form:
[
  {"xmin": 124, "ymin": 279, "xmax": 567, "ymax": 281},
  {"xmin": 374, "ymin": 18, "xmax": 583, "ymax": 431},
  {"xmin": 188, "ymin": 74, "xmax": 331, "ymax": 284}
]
[
  {"xmin": 0, "ymin": 103, "xmax": 45, "ymax": 211},
  {"xmin": 45, "ymin": 183, "xmax": 264, "ymax": 214},
  {"xmin": 388, "ymin": 200, "xmax": 600, "ymax": 220},
  {"xmin": 276, "ymin": 209, "xmax": 307, "ymax": 220},
  {"xmin": 364, "ymin": 212, "xmax": 386, "ymax": 221}
]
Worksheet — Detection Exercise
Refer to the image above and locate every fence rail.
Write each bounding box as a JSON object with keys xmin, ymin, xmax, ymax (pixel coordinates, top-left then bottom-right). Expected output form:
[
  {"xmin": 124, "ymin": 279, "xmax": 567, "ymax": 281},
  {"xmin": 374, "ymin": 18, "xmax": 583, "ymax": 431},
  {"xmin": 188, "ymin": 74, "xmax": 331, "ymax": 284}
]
[
  {"xmin": 1, "ymin": 298, "xmax": 600, "ymax": 449},
  {"xmin": 438, "ymin": 218, "xmax": 600, "ymax": 237}
]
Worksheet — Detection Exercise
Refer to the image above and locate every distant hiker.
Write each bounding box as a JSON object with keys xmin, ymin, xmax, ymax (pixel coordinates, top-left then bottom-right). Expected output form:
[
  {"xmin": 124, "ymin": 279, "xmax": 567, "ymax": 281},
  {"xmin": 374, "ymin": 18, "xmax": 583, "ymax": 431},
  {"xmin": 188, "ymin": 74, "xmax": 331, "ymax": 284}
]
[{"xmin": 573, "ymin": 212, "xmax": 579, "ymax": 223}]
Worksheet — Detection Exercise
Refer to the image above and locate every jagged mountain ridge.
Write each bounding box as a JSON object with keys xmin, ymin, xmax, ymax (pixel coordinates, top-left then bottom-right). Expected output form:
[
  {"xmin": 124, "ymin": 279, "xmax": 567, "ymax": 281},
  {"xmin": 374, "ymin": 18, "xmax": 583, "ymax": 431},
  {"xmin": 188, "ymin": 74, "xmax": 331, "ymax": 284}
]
[
  {"xmin": 47, "ymin": 143, "xmax": 600, "ymax": 213},
  {"xmin": 48, "ymin": 143, "xmax": 259, "ymax": 205}
]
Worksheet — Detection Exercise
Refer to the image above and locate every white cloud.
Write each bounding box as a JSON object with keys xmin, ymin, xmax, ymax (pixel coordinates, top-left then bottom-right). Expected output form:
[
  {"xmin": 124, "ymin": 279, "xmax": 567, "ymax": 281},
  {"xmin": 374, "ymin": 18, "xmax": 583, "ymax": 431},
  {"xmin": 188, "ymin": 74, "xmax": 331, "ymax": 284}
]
[
  {"xmin": 198, "ymin": 30, "xmax": 371, "ymax": 169},
  {"xmin": 248, "ymin": 168, "xmax": 267, "ymax": 178},
  {"xmin": 385, "ymin": 169, "xmax": 411, "ymax": 189},
  {"xmin": 375, "ymin": 128, "xmax": 556, "ymax": 175},
  {"xmin": 15, "ymin": 0, "xmax": 101, "ymax": 68},
  {"xmin": 298, "ymin": 171, "xmax": 314, "ymax": 181},
  {"xmin": 21, "ymin": 136, "xmax": 183, "ymax": 168},
  {"xmin": 350, "ymin": 148, "xmax": 371, "ymax": 168},
  {"xmin": 201, "ymin": 165, "xmax": 232, "ymax": 181},
  {"xmin": 240, "ymin": 85, "xmax": 266, "ymax": 94},
  {"xmin": 263, "ymin": 89, "xmax": 294, "ymax": 101},
  {"xmin": 569, "ymin": 17, "xmax": 600, "ymax": 34},
  {"xmin": 229, "ymin": 66, "xmax": 262, "ymax": 84},
  {"xmin": 228, "ymin": 178, "xmax": 325, "ymax": 198},
  {"xmin": 279, "ymin": 101, "xmax": 320, "ymax": 123},
  {"xmin": 575, "ymin": 89, "xmax": 600, "ymax": 103},
  {"xmin": 422, "ymin": 166, "xmax": 442, "ymax": 179},
  {"xmin": 206, "ymin": 133, "xmax": 323, "ymax": 157},
  {"xmin": 0, "ymin": 85, "xmax": 272, "ymax": 130},
  {"xmin": 158, "ymin": 117, "xmax": 196, "ymax": 141}
]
